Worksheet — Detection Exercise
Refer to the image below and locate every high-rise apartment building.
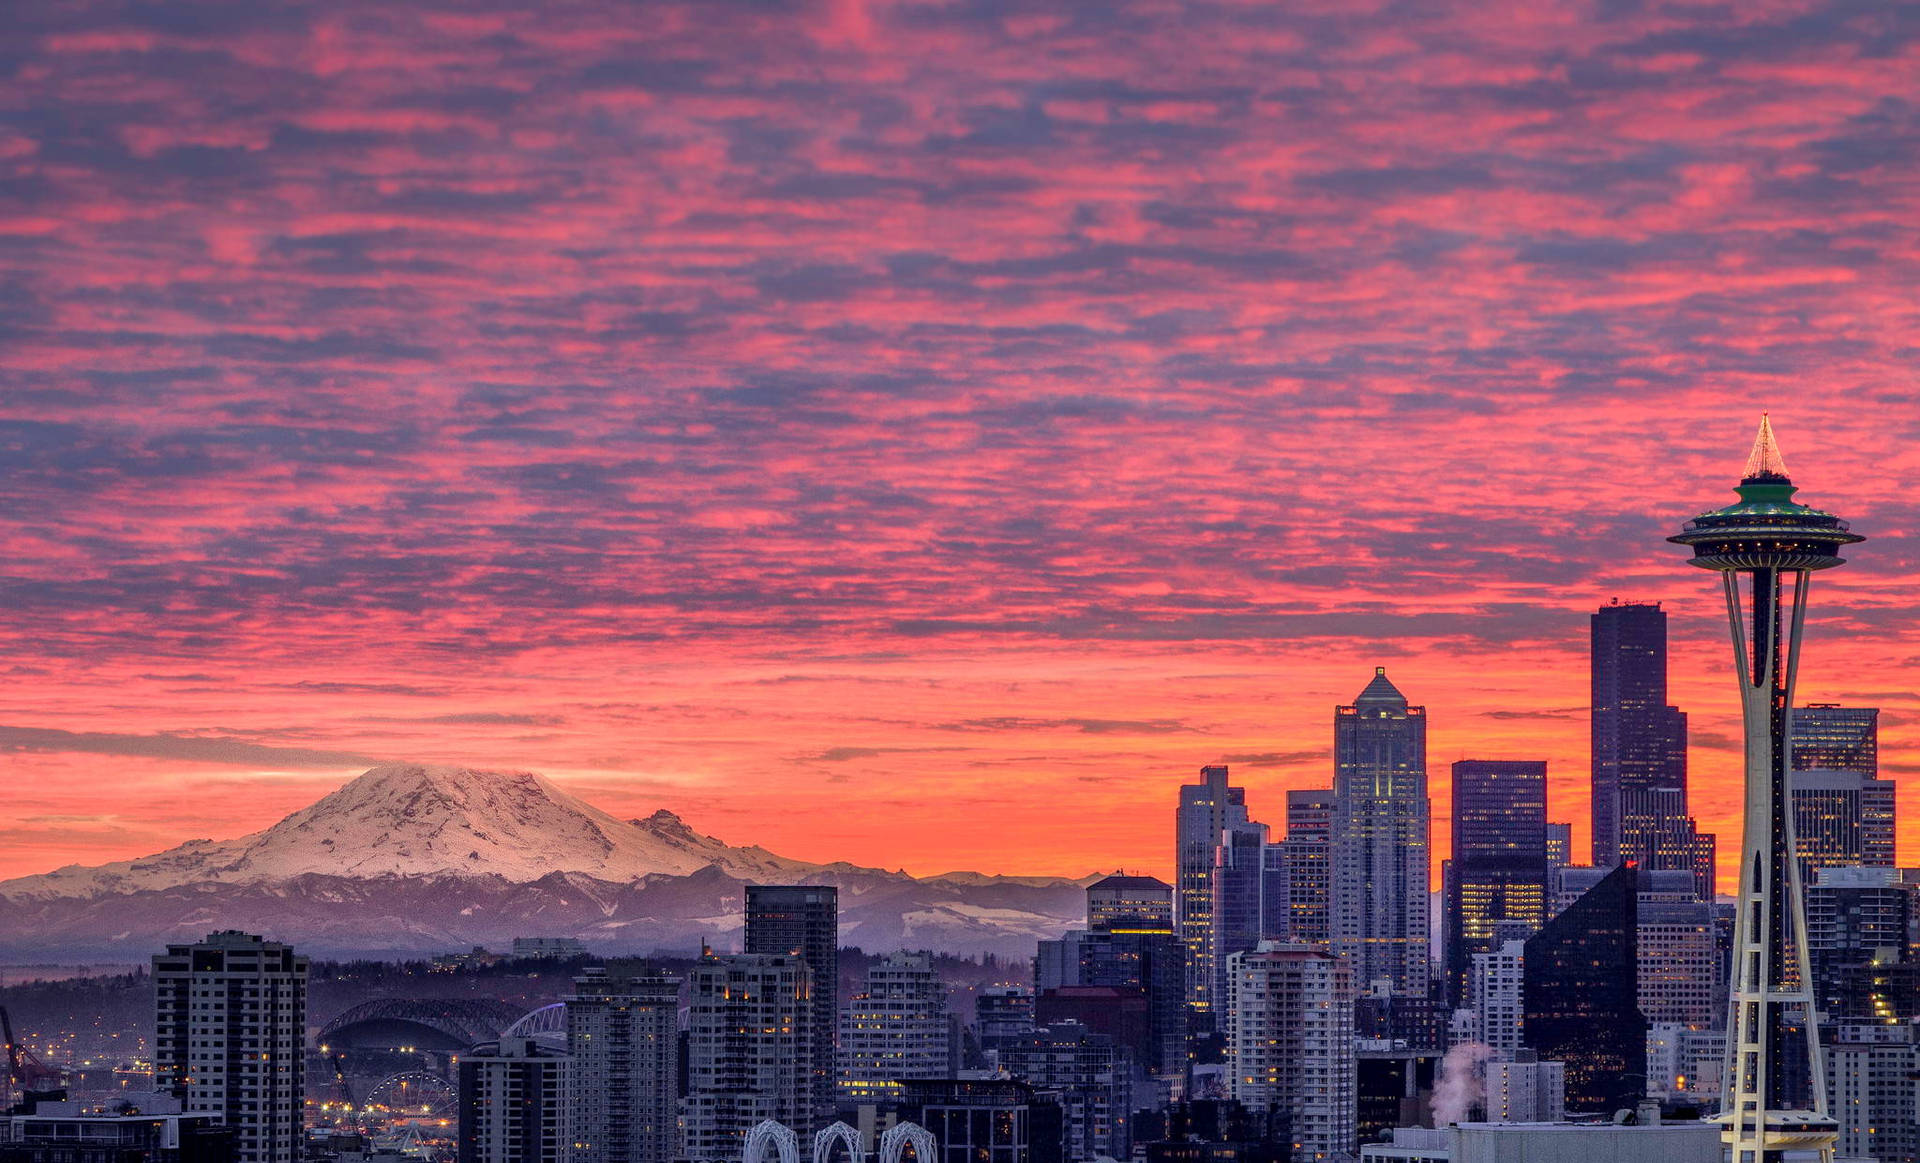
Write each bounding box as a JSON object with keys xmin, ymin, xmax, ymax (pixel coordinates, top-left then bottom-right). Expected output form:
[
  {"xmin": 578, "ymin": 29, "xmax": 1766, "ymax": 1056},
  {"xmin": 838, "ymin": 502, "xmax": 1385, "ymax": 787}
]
[
  {"xmin": 1176, "ymin": 765, "xmax": 1251, "ymax": 1023},
  {"xmin": 838, "ymin": 951, "xmax": 954, "ymax": 1101},
  {"xmin": 1485, "ymin": 1055, "xmax": 1566, "ymax": 1124},
  {"xmin": 566, "ymin": 968, "xmax": 680, "ymax": 1163},
  {"xmin": 458, "ymin": 1037, "xmax": 572, "ymax": 1163},
  {"xmin": 1590, "ymin": 601, "xmax": 1716, "ymax": 897},
  {"xmin": 1268, "ymin": 790, "xmax": 1333, "ymax": 947},
  {"xmin": 1333, "ymin": 669, "xmax": 1431, "ymax": 997},
  {"xmin": 1522, "ymin": 862, "xmax": 1645, "ymax": 1115},
  {"xmin": 1825, "ymin": 1022, "xmax": 1920, "ymax": 1163},
  {"xmin": 974, "ymin": 986, "xmax": 1035, "ymax": 1058},
  {"xmin": 1225, "ymin": 944, "xmax": 1356, "ymax": 1162},
  {"xmin": 744, "ymin": 885, "xmax": 838, "ymax": 1126},
  {"xmin": 1443, "ymin": 760, "xmax": 1548, "ymax": 1006},
  {"xmin": 1468, "ymin": 940, "xmax": 1526, "ymax": 1054},
  {"xmin": 682, "ymin": 953, "xmax": 812, "ymax": 1160},
  {"xmin": 151, "ymin": 931, "xmax": 306, "ymax": 1163},
  {"xmin": 1086, "ymin": 874, "xmax": 1174, "ymax": 933}
]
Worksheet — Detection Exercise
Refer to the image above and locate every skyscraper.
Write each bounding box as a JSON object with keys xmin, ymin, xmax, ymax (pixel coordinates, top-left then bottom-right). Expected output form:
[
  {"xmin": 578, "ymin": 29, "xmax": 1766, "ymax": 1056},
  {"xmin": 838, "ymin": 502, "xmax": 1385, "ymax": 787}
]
[
  {"xmin": 682, "ymin": 952, "xmax": 813, "ymax": 1159},
  {"xmin": 1522, "ymin": 862, "xmax": 1645, "ymax": 1115},
  {"xmin": 566, "ymin": 968, "xmax": 680, "ymax": 1163},
  {"xmin": 1591, "ymin": 601, "xmax": 1717, "ymax": 896},
  {"xmin": 1209, "ymin": 819, "xmax": 1269, "ymax": 1009},
  {"xmin": 838, "ymin": 951, "xmax": 954, "ymax": 1101},
  {"xmin": 1791, "ymin": 705, "xmax": 1893, "ymax": 872},
  {"xmin": 744, "ymin": 884, "xmax": 838, "ymax": 1126},
  {"xmin": 1670, "ymin": 415, "xmax": 1862, "ymax": 1161},
  {"xmin": 1225, "ymin": 943, "xmax": 1356, "ymax": 1161},
  {"xmin": 1443, "ymin": 759, "xmax": 1548, "ymax": 1005},
  {"xmin": 1176, "ymin": 764, "xmax": 1250, "ymax": 1023},
  {"xmin": 151, "ymin": 931, "xmax": 307, "ymax": 1163},
  {"xmin": 1269, "ymin": 790, "xmax": 1333, "ymax": 947},
  {"xmin": 1332, "ymin": 668, "xmax": 1431, "ymax": 997}
]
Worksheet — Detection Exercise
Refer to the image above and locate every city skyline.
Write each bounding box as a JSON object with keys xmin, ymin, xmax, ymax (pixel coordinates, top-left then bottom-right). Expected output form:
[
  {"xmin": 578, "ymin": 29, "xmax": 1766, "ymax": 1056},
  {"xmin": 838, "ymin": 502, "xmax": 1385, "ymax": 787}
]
[{"xmin": 5, "ymin": 2, "xmax": 1920, "ymax": 888}]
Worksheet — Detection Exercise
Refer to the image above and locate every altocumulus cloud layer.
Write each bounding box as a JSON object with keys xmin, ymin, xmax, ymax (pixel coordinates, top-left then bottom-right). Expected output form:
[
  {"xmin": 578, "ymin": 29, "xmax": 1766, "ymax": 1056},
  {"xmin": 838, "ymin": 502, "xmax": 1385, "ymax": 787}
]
[{"xmin": 1, "ymin": 0, "xmax": 1918, "ymax": 881}]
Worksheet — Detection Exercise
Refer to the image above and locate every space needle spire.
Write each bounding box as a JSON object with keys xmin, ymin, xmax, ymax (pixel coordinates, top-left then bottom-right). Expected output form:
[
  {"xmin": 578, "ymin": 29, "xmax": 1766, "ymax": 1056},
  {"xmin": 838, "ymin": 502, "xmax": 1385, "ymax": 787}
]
[{"xmin": 1670, "ymin": 415, "xmax": 1862, "ymax": 1163}]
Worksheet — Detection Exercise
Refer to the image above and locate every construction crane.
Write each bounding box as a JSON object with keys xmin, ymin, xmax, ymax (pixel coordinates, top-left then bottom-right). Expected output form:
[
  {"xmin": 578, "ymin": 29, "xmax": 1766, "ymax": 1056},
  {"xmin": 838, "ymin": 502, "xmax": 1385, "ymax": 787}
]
[{"xmin": 1, "ymin": 1005, "xmax": 67, "ymax": 1111}]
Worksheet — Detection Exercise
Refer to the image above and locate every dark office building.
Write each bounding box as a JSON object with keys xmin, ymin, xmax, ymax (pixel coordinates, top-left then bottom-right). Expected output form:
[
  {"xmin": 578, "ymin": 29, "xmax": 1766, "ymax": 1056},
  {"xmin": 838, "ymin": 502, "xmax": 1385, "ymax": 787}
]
[
  {"xmin": 1356, "ymin": 1045, "xmax": 1440, "ymax": 1145},
  {"xmin": 1591, "ymin": 601, "xmax": 1715, "ymax": 897},
  {"xmin": 1133, "ymin": 1101, "xmax": 1289, "ymax": 1163},
  {"xmin": 1523, "ymin": 861, "xmax": 1645, "ymax": 1114},
  {"xmin": 1444, "ymin": 760, "xmax": 1548, "ymax": 1005},
  {"xmin": 745, "ymin": 885, "xmax": 839, "ymax": 1126}
]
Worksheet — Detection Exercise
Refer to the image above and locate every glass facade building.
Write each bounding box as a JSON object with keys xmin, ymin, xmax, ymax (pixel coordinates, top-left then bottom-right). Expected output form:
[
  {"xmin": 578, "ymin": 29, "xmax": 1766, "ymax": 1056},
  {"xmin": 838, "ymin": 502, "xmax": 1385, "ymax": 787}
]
[{"xmin": 1522, "ymin": 862, "xmax": 1646, "ymax": 1114}]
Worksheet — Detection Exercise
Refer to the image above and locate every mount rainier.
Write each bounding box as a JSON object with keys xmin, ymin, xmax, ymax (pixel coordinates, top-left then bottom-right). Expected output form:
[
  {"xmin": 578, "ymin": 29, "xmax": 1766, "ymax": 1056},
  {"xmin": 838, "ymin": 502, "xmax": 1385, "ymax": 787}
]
[{"xmin": 0, "ymin": 764, "xmax": 1091, "ymax": 960}]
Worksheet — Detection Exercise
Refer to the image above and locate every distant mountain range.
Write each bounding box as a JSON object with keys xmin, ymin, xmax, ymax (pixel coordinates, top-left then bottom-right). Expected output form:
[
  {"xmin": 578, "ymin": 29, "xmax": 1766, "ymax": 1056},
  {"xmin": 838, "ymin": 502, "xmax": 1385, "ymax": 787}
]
[{"xmin": 0, "ymin": 764, "xmax": 1093, "ymax": 960}]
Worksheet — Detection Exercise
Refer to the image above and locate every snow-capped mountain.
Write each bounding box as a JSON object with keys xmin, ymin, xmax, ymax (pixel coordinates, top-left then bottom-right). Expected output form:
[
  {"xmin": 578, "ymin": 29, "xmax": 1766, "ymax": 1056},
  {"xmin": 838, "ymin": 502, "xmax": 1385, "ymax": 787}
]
[
  {"xmin": 0, "ymin": 764, "xmax": 1089, "ymax": 959},
  {"xmin": 1, "ymin": 764, "xmax": 818, "ymax": 899}
]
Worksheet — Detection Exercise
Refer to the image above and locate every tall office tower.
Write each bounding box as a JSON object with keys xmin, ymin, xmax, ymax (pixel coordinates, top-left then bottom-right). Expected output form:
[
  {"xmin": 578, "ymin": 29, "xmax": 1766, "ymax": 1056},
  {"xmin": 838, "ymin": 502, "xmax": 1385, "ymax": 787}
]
[
  {"xmin": 1176, "ymin": 764, "xmax": 1250, "ymax": 1023},
  {"xmin": 1268, "ymin": 789, "xmax": 1334, "ymax": 946},
  {"xmin": 1444, "ymin": 760, "xmax": 1548, "ymax": 1006},
  {"xmin": 1793, "ymin": 704, "xmax": 1880, "ymax": 772},
  {"xmin": 1468, "ymin": 940, "xmax": 1526, "ymax": 1054},
  {"xmin": 744, "ymin": 885, "xmax": 838, "ymax": 1125},
  {"xmin": 1591, "ymin": 601, "xmax": 1718, "ymax": 897},
  {"xmin": 1209, "ymin": 819, "xmax": 1269, "ymax": 1008},
  {"xmin": 1087, "ymin": 873, "xmax": 1174, "ymax": 932},
  {"xmin": 1792, "ymin": 705, "xmax": 1892, "ymax": 871},
  {"xmin": 1522, "ymin": 862, "xmax": 1645, "ymax": 1115},
  {"xmin": 151, "ymin": 931, "xmax": 306, "ymax": 1163},
  {"xmin": 1034, "ymin": 926, "xmax": 1186, "ymax": 1081},
  {"xmin": 682, "ymin": 953, "xmax": 812, "ymax": 1160},
  {"xmin": 1671, "ymin": 416, "xmax": 1863, "ymax": 1161},
  {"xmin": 1544, "ymin": 822, "xmax": 1573, "ymax": 877},
  {"xmin": 999, "ymin": 1022, "xmax": 1132, "ymax": 1163},
  {"xmin": 838, "ymin": 951, "xmax": 954, "ymax": 1101},
  {"xmin": 458, "ymin": 1037, "xmax": 573, "ymax": 1163},
  {"xmin": 1824, "ymin": 1022, "xmax": 1920, "ymax": 1163},
  {"xmin": 566, "ymin": 968, "xmax": 680, "ymax": 1163},
  {"xmin": 1332, "ymin": 669, "xmax": 1431, "ymax": 997},
  {"xmin": 1225, "ymin": 944, "xmax": 1356, "ymax": 1162}
]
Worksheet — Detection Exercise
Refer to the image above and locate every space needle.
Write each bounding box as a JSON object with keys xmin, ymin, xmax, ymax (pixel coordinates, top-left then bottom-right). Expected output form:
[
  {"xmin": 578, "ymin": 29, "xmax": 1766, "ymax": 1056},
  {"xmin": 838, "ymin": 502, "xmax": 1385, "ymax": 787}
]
[{"xmin": 1670, "ymin": 416, "xmax": 1863, "ymax": 1163}]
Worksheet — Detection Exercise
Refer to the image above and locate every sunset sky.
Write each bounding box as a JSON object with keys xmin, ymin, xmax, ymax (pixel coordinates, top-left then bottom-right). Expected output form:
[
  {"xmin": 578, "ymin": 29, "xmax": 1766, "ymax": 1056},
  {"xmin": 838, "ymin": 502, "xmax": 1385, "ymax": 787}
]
[{"xmin": 2, "ymin": 0, "xmax": 1917, "ymax": 888}]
